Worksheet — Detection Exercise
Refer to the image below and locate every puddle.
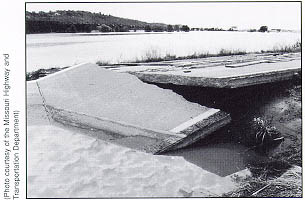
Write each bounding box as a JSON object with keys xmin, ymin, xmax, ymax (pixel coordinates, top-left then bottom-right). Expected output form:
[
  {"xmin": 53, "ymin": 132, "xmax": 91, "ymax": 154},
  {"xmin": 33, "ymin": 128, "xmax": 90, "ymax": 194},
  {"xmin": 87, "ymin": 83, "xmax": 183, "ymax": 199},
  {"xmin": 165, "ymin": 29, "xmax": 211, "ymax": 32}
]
[
  {"xmin": 157, "ymin": 79, "xmax": 301, "ymax": 176},
  {"xmin": 165, "ymin": 142, "xmax": 263, "ymax": 177}
]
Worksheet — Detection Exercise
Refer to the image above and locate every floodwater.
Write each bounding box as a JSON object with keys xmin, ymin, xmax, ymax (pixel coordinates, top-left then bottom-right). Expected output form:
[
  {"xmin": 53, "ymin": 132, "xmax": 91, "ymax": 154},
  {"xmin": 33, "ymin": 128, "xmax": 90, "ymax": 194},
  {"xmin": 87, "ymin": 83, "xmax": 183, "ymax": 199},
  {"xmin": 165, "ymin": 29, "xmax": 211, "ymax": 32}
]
[{"xmin": 26, "ymin": 31, "xmax": 300, "ymax": 72}]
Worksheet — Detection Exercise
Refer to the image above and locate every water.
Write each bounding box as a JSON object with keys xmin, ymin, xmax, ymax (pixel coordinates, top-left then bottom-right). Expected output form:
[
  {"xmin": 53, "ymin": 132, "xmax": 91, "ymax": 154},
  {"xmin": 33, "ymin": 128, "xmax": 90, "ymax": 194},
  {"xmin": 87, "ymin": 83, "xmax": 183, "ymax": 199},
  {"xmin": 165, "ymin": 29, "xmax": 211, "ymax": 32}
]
[{"xmin": 26, "ymin": 31, "xmax": 300, "ymax": 72}]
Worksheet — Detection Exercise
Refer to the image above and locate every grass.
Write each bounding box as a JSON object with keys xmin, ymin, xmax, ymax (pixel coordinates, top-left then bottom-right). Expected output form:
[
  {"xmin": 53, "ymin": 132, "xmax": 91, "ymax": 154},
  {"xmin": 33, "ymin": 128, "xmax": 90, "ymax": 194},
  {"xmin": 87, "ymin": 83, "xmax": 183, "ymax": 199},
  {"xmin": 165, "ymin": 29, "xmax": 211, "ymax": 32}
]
[
  {"xmin": 261, "ymin": 41, "xmax": 301, "ymax": 54},
  {"xmin": 131, "ymin": 48, "xmax": 247, "ymax": 63},
  {"xmin": 223, "ymin": 165, "xmax": 302, "ymax": 197},
  {"xmin": 96, "ymin": 60, "xmax": 111, "ymax": 66}
]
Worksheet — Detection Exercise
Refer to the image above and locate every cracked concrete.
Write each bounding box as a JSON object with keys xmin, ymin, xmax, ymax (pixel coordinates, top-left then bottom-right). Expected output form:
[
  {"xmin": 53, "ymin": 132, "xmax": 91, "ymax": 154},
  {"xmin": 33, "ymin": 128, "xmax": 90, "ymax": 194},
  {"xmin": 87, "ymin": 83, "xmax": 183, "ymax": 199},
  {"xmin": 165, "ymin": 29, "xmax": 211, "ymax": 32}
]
[
  {"xmin": 27, "ymin": 63, "xmax": 230, "ymax": 153},
  {"xmin": 107, "ymin": 52, "xmax": 301, "ymax": 88}
]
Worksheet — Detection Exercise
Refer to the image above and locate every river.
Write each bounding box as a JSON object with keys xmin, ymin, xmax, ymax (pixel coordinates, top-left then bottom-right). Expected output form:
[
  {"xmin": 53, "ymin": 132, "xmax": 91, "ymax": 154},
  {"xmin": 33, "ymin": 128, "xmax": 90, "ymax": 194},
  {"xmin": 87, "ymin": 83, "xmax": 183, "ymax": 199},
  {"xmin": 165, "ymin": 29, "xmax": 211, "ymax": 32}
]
[{"xmin": 26, "ymin": 31, "xmax": 300, "ymax": 72}]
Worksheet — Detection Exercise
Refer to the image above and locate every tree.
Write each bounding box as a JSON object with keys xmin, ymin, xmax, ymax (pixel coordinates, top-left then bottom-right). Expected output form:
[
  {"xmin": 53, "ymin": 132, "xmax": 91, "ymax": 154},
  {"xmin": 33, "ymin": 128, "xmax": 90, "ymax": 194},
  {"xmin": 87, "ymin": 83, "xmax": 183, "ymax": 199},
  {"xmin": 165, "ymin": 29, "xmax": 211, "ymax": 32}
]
[
  {"xmin": 258, "ymin": 26, "xmax": 268, "ymax": 32},
  {"xmin": 181, "ymin": 25, "xmax": 190, "ymax": 32},
  {"xmin": 152, "ymin": 26, "xmax": 165, "ymax": 32},
  {"xmin": 84, "ymin": 24, "xmax": 93, "ymax": 33},
  {"xmin": 144, "ymin": 25, "xmax": 152, "ymax": 32},
  {"xmin": 97, "ymin": 24, "xmax": 112, "ymax": 32},
  {"xmin": 167, "ymin": 25, "xmax": 174, "ymax": 32},
  {"xmin": 66, "ymin": 24, "xmax": 77, "ymax": 33},
  {"xmin": 174, "ymin": 25, "xmax": 180, "ymax": 32}
]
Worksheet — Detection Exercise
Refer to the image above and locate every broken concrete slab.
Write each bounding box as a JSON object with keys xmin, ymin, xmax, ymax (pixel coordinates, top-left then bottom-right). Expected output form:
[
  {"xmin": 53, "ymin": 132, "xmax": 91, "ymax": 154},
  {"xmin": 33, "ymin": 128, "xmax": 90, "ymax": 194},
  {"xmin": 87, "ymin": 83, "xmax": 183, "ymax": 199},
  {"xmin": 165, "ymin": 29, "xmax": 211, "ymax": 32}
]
[
  {"xmin": 108, "ymin": 53, "xmax": 300, "ymax": 88},
  {"xmin": 28, "ymin": 63, "xmax": 230, "ymax": 154}
]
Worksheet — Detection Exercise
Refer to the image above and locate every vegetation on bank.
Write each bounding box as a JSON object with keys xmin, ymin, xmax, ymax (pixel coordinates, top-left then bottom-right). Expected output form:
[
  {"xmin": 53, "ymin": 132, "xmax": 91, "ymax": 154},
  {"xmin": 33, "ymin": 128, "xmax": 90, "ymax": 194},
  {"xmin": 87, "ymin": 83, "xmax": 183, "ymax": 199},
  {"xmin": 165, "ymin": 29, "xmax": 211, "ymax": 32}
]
[
  {"xmin": 26, "ymin": 11, "xmax": 190, "ymax": 34},
  {"xmin": 224, "ymin": 165, "xmax": 302, "ymax": 197},
  {"xmin": 261, "ymin": 41, "xmax": 301, "ymax": 54},
  {"xmin": 132, "ymin": 48, "xmax": 247, "ymax": 63}
]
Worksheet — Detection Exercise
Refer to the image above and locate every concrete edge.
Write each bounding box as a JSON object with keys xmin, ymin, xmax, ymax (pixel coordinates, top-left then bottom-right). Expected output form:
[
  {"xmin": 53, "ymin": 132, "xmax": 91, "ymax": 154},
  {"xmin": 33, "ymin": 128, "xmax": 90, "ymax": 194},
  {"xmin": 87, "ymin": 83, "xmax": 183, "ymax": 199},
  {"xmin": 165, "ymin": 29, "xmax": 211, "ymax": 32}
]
[
  {"xmin": 155, "ymin": 110, "xmax": 231, "ymax": 154},
  {"xmin": 170, "ymin": 109, "xmax": 220, "ymax": 133},
  {"xmin": 225, "ymin": 68, "xmax": 301, "ymax": 88},
  {"xmin": 46, "ymin": 105, "xmax": 186, "ymax": 139},
  {"xmin": 42, "ymin": 104, "xmax": 230, "ymax": 154},
  {"xmin": 131, "ymin": 67, "xmax": 301, "ymax": 88}
]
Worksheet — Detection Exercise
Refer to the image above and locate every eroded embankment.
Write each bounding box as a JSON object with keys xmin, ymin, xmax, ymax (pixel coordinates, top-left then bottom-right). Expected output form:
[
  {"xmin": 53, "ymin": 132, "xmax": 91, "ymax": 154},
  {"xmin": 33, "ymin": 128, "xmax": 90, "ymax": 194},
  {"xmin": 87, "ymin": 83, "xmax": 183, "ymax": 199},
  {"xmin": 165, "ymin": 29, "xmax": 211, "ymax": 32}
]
[
  {"xmin": 155, "ymin": 78, "xmax": 301, "ymax": 152},
  {"xmin": 156, "ymin": 78, "xmax": 301, "ymax": 196}
]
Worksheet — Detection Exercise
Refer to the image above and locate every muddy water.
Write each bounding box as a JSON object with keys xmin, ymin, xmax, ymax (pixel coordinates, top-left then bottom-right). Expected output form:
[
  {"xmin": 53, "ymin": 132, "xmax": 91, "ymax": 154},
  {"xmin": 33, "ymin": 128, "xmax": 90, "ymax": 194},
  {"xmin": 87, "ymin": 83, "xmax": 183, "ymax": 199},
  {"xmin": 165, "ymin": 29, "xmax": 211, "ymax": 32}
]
[{"xmin": 161, "ymin": 79, "xmax": 301, "ymax": 176}]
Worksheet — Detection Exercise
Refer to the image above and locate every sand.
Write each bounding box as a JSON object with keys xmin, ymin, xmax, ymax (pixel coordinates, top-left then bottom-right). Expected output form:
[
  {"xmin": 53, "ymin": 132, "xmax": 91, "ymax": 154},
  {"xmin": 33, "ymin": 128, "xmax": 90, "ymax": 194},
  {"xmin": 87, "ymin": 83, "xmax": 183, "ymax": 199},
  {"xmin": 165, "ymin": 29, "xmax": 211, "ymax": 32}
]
[{"xmin": 28, "ymin": 123, "xmax": 238, "ymax": 198}]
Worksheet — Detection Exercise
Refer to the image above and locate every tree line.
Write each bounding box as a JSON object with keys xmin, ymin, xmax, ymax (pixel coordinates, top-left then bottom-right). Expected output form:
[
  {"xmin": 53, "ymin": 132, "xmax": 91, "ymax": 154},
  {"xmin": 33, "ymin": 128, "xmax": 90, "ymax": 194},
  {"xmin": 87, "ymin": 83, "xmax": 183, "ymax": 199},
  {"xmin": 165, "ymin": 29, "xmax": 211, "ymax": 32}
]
[{"xmin": 26, "ymin": 11, "xmax": 190, "ymax": 33}]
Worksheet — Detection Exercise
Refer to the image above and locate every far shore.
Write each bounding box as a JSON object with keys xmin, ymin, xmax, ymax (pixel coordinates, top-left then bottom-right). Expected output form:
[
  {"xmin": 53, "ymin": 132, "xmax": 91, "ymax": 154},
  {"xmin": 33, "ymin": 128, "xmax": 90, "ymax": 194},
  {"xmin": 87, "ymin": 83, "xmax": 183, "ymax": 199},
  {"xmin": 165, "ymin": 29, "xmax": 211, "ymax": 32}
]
[{"xmin": 25, "ymin": 29, "xmax": 301, "ymax": 36}]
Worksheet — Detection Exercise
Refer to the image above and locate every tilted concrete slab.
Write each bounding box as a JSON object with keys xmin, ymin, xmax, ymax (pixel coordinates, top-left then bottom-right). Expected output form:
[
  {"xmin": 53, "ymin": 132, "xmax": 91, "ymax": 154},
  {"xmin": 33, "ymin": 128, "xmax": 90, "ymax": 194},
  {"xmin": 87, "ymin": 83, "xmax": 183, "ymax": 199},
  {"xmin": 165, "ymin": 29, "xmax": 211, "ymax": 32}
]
[
  {"xmin": 28, "ymin": 63, "xmax": 230, "ymax": 154},
  {"xmin": 108, "ymin": 53, "xmax": 301, "ymax": 88}
]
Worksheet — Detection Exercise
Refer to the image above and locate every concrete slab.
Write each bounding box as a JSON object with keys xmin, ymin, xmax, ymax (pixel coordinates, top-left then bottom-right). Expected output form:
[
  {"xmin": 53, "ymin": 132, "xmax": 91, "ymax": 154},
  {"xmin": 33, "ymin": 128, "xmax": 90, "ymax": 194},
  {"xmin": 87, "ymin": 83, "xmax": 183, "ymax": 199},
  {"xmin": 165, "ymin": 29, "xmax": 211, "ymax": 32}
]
[
  {"xmin": 108, "ymin": 53, "xmax": 301, "ymax": 88},
  {"xmin": 28, "ymin": 63, "xmax": 230, "ymax": 154}
]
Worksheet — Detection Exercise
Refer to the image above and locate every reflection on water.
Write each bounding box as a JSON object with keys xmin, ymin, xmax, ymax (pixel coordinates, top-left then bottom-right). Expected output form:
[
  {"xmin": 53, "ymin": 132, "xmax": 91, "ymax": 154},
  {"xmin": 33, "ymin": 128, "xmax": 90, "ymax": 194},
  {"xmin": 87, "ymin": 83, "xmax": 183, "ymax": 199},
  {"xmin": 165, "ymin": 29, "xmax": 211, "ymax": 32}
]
[{"xmin": 26, "ymin": 31, "xmax": 300, "ymax": 72}]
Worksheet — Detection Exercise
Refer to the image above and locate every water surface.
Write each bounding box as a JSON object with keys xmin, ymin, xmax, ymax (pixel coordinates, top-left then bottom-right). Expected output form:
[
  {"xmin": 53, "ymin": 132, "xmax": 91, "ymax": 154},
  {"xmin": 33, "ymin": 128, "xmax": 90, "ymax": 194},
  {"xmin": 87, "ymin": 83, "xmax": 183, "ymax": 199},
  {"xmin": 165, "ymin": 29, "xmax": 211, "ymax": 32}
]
[{"xmin": 26, "ymin": 31, "xmax": 300, "ymax": 72}]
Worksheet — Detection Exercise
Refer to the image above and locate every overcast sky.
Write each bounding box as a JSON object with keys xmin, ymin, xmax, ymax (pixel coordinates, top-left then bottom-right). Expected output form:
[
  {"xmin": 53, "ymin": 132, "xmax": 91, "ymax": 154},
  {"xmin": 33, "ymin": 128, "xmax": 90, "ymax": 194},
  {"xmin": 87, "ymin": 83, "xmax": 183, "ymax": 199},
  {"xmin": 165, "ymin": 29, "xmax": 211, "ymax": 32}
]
[{"xmin": 26, "ymin": 2, "xmax": 301, "ymax": 30}]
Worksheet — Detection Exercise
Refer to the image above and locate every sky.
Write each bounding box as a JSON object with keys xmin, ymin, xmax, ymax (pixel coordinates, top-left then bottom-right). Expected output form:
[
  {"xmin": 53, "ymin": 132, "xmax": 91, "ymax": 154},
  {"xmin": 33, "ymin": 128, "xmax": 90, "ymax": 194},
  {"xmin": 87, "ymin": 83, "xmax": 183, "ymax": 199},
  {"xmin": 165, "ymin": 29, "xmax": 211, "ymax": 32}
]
[{"xmin": 26, "ymin": 2, "xmax": 301, "ymax": 30}]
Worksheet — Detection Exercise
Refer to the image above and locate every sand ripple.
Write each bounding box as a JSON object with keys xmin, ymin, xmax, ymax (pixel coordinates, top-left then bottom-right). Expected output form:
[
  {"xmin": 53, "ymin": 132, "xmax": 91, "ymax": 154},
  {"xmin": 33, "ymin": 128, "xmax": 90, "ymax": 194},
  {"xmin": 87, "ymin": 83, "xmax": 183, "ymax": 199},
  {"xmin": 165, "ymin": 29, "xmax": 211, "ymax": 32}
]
[{"xmin": 28, "ymin": 125, "xmax": 236, "ymax": 198}]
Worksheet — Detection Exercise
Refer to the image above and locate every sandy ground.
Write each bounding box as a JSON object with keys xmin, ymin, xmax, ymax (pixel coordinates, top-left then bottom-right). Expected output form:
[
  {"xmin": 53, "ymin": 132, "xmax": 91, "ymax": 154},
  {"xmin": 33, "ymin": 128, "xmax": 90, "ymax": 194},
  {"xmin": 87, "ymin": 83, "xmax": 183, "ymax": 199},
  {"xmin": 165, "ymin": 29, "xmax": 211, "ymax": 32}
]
[
  {"xmin": 27, "ymin": 105, "xmax": 238, "ymax": 198},
  {"xmin": 28, "ymin": 124, "xmax": 238, "ymax": 198}
]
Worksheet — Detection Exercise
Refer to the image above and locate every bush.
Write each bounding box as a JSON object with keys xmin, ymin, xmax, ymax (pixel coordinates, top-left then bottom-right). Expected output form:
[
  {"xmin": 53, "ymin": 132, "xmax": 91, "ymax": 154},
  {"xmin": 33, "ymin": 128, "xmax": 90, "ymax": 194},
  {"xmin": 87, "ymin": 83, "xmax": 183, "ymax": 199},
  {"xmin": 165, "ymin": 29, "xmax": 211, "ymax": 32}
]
[
  {"xmin": 181, "ymin": 25, "xmax": 190, "ymax": 32},
  {"xmin": 250, "ymin": 117, "xmax": 283, "ymax": 153},
  {"xmin": 259, "ymin": 26, "xmax": 268, "ymax": 32}
]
